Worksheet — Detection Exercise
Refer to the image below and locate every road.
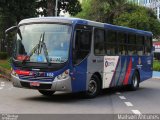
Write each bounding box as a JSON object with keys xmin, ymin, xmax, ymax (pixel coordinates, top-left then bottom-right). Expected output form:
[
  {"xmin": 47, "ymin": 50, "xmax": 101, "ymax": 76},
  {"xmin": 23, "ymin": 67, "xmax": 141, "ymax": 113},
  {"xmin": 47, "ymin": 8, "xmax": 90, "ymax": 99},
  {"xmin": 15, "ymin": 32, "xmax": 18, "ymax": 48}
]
[{"xmin": 0, "ymin": 78, "xmax": 160, "ymax": 115}]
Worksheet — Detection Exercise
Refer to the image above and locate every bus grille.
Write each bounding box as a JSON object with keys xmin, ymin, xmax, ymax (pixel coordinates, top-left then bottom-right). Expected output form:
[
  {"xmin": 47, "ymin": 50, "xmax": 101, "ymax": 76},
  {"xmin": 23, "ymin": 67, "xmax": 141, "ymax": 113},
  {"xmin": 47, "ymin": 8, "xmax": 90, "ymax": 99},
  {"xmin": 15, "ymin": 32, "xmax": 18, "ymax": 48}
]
[{"xmin": 19, "ymin": 75, "xmax": 54, "ymax": 81}]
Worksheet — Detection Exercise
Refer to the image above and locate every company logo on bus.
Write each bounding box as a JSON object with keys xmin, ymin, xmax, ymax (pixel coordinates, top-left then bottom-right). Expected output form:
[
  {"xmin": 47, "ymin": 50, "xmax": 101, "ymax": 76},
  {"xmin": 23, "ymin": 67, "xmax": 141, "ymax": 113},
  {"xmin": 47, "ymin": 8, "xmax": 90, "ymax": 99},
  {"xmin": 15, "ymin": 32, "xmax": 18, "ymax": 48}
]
[
  {"xmin": 34, "ymin": 72, "xmax": 39, "ymax": 78},
  {"xmin": 105, "ymin": 61, "xmax": 115, "ymax": 67},
  {"xmin": 105, "ymin": 58, "xmax": 115, "ymax": 61}
]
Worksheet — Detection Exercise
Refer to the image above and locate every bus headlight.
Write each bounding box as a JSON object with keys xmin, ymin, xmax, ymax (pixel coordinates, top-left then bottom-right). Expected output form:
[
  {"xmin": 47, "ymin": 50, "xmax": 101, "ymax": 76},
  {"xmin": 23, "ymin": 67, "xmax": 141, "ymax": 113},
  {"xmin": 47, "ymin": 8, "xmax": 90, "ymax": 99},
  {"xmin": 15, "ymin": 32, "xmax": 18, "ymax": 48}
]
[
  {"xmin": 57, "ymin": 70, "xmax": 69, "ymax": 80},
  {"xmin": 11, "ymin": 70, "xmax": 19, "ymax": 77}
]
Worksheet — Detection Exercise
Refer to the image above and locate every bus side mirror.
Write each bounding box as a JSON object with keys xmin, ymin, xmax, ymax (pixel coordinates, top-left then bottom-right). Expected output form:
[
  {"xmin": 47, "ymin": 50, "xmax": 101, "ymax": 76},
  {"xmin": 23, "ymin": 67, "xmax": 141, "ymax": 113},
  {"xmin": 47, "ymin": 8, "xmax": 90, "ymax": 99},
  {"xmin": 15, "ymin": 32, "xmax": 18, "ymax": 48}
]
[
  {"xmin": 5, "ymin": 26, "xmax": 17, "ymax": 34},
  {"xmin": 5, "ymin": 26, "xmax": 18, "ymax": 40}
]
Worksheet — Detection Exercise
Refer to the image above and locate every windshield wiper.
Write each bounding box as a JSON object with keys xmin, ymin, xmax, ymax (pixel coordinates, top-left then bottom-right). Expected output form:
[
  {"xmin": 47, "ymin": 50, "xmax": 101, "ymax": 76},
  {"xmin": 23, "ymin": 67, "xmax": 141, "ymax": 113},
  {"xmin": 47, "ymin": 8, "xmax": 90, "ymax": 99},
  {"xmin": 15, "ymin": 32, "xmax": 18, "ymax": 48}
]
[
  {"xmin": 22, "ymin": 32, "xmax": 50, "ymax": 66},
  {"xmin": 39, "ymin": 32, "xmax": 50, "ymax": 66}
]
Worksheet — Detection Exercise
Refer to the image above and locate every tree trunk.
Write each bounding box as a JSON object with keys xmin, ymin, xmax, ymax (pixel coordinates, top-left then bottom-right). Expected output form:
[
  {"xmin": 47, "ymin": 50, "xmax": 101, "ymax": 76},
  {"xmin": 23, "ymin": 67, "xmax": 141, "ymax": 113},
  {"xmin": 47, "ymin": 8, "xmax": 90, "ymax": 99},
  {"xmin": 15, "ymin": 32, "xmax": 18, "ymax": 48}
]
[{"xmin": 47, "ymin": 0, "xmax": 55, "ymax": 16}]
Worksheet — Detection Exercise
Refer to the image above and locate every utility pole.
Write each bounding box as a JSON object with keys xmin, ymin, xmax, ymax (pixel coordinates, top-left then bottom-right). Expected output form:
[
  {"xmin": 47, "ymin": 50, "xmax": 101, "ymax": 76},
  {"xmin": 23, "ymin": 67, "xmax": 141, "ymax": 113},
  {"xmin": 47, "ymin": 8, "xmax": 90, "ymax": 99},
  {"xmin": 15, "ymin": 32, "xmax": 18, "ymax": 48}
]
[{"xmin": 55, "ymin": 0, "xmax": 58, "ymax": 16}]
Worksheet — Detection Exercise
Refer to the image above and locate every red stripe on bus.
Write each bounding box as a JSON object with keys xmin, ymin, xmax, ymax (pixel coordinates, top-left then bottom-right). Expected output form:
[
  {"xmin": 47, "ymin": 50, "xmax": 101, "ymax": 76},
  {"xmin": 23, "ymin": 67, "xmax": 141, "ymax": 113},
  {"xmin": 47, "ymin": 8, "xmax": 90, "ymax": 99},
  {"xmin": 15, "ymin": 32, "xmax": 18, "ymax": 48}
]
[{"xmin": 123, "ymin": 58, "xmax": 132, "ymax": 85}]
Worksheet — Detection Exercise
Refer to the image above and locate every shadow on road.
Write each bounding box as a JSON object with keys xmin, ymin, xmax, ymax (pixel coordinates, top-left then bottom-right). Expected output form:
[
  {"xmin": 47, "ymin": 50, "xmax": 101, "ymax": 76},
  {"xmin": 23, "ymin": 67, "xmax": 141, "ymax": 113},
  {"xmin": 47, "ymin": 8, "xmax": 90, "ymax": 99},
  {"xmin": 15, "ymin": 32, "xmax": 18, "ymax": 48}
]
[{"xmin": 20, "ymin": 86, "xmax": 143, "ymax": 103}]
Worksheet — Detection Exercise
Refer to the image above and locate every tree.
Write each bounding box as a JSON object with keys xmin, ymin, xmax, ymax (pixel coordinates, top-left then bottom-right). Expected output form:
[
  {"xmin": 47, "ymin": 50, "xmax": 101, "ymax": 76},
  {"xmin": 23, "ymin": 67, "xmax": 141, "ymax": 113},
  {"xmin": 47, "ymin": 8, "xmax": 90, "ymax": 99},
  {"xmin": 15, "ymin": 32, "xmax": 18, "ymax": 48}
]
[
  {"xmin": 0, "ymin": 0, "xmax": 37, "ymax": 24},
  {"xmin": 76, "ymin": 0, "xmax": 160, "ymax": 38},
  {"xmin": 37, "ymin": 0, "xmax": 82, "ymax": 16},
  {"xmin": 0, "ymin": 0, "xmax": 37, "ymax": 52},
  {"xmin": 114, "ymin": 6, "xmax": 160, "ymax": 38},
  {"xmin": 76, "ymin": 0, "xmax": 129, "ymax": 23}
]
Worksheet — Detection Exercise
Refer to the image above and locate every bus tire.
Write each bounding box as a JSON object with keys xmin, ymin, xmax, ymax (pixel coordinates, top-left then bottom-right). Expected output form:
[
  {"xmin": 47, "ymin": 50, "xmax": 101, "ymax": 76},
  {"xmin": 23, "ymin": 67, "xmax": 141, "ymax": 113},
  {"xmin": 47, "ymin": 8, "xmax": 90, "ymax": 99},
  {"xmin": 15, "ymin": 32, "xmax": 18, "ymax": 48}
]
[
  {"xmin": 85, "ymin": 75, "xmax": 101, "ymax": 98},
  {"xmin": 38, "ymin": 90, "xmax": 55, "ymax": 96},
  {"xmin": 129, "ymin": 71, "xmax": 140, "ymax": 91}
]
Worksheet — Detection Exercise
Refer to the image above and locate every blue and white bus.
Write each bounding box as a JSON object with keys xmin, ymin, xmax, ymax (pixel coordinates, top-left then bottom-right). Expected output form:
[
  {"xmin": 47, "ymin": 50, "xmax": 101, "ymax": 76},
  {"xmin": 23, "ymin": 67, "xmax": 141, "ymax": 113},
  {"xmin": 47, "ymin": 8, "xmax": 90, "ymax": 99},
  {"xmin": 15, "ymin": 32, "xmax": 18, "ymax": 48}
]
[{"xmin": 6, "ymin": 17, "xmax": 153, "ymax": 98}]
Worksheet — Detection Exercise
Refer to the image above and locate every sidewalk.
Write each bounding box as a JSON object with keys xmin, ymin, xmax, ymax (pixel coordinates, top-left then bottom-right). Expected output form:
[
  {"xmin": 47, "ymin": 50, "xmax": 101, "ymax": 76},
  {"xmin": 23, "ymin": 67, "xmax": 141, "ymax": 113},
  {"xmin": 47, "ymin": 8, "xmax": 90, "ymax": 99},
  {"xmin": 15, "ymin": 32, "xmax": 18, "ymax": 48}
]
[{"xmin": 153, "ymin": 71, "xmax": 160, "ymax": 78}]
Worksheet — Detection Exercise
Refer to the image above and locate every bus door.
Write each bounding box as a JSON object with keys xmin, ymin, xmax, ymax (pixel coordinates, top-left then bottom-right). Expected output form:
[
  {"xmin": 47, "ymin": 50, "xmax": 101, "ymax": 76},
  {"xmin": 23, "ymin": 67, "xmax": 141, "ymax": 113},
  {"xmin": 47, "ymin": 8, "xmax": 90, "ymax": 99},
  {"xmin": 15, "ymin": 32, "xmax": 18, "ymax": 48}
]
[{"xmin": 71, "ymin": 25, "xmax": 92, "ymax": 92}]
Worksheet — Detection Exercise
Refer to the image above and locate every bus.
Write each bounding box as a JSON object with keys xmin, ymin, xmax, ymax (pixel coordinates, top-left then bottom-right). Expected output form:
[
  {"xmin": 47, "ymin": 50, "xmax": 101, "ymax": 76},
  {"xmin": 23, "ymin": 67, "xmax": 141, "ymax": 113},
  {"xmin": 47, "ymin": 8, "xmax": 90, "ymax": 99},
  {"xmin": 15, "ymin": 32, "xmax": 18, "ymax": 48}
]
[{"xmin": 5, "ymin": 17, "xmax": 153, "ymax": 98}]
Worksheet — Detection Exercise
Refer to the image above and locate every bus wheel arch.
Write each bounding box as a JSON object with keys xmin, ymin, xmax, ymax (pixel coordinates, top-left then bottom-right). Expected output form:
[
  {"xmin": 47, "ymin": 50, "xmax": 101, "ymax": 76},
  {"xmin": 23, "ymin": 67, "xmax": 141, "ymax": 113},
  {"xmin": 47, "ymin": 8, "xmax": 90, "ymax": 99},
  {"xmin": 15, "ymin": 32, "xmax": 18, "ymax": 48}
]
[
  {"xmin": 134, "ymin": 69, "xmax": 140, "ymax": 83},
  {"xmin": 129, "ymin": 69, "xmax": 140, "ymax": 90},
  {"xmin": 93, "ymin": 72, "xmax": 102, "ymax": 89},
  {"xmin": 85, "ymin": 72, "xmax": 102, "ymax": 98}
]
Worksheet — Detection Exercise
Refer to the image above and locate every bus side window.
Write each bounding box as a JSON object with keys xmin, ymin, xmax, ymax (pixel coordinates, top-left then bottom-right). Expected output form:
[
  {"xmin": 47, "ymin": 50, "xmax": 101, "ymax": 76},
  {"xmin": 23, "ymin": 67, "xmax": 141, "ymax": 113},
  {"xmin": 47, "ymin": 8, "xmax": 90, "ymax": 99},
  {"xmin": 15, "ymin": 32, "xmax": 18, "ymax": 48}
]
[
  {"xmin": 73, "ymin": 29, "xmax": 92, "ymax": 65},
  {"xmin": 94, "ymin": 28, "xmax": 105, "ymax": 55},
  {"xmin": 128, "ymin": 34, "xmax": 136, "ymax": 55},
  {"xmin": 105, "ymin": 30, "xmax": 117, "ymax": 55},
  {"xmin": 145, "ymin": 36, "xmax": 152, "ymax": 56},
  {"xmin": 118, "ymin": 32, "xmax": 127, "ymax": 55},
  {"xmin": 136, "ymin": 35, "xmax": 144, "ymax": 56}
]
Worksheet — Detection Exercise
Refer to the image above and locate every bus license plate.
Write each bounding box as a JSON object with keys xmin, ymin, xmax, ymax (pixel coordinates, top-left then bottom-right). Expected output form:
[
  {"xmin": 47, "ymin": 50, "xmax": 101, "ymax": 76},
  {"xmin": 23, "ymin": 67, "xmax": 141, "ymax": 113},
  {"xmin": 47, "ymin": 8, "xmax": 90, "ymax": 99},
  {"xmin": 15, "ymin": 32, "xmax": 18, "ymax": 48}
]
[{"xmin": 30, "ymin": 82, "xmax": 40, "ymax": 87}]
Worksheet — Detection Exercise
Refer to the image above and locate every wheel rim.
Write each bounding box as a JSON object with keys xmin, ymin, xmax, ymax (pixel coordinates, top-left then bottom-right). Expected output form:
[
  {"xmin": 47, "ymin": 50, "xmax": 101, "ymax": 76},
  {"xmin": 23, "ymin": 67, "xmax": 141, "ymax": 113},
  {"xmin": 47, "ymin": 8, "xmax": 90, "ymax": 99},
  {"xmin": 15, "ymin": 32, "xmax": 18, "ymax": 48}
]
[
  {"xmin": 88, "ymin": 79, "xmax": 97, "ymax": 95},
  {"xmin": 133, "ymin": 76, "xmax": 138, "ymax": 88}
]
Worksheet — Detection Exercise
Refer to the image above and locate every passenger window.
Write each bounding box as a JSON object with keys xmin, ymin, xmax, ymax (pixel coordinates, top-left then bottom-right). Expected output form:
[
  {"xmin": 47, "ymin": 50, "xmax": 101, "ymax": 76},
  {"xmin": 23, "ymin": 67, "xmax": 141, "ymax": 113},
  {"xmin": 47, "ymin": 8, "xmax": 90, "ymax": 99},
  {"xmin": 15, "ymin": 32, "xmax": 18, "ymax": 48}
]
[
  {"xmin": 118, "ymin": 45, "xmax": 127, "ymax": 55},
  {"xmin": 128, "ymin": 45, "xmax": 137, "ymax": 55},
  {"xmin": 105, "ymin": 43, "xmax": 117, "ymax": 55},
  {"xmin": 118, "ymin": 32, "xmax": 127, "ymax": 44},
  {"xmin": 73, "ymin": 28, "xmax": 92, "ymax": 65},
  {"xmin": 137, "ymin": 46, "xmax": 144, "ymax": 56},
  {"xmin": 128, "ymin": 34, "xmax": 136, "ymax": 44},
  {"xmin": 107, "ymin": 30, "xmax": 117, "ymax": 43},
  {"xmin": 94, "ymin": 28, "xmax": 105, "ymax": 55},
  {"xmin": 136, "ymin": 36, "xmax": 144, "ymax": 45},
  {"xmin": 145, "ymin": 36, "xmax": 152, "ymax": 55},
  {"xmin": 105, "ymin": 30, "xmax": 117, "ymax": 55}
]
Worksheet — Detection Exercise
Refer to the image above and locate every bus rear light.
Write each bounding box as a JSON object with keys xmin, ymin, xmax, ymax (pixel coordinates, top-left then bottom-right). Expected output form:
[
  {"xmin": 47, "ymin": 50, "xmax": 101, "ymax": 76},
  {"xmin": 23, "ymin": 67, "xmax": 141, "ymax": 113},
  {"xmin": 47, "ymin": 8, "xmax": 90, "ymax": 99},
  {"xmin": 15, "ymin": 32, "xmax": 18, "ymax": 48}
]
[{"xmin": 16, "ymin": 55, "xmax": 30, "ymax": 61}]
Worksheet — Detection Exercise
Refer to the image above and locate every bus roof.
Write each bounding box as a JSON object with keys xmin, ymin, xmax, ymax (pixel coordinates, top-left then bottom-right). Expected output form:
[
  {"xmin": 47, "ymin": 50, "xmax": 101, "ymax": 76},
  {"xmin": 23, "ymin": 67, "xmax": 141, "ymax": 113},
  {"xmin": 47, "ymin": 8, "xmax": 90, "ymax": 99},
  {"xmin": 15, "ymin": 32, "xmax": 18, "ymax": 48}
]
[{"xmin": 19, "ymin": 17, "xmax": 152, "ymax": 36}]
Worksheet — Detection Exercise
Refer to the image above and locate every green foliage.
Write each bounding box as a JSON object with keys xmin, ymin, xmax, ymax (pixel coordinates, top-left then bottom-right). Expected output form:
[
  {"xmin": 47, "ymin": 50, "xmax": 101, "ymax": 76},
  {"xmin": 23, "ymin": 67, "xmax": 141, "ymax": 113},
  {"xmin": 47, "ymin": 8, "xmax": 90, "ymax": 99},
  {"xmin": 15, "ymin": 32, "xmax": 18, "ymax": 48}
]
[
  {"xmin": 76, "ymin": 0, "xmax": 129, "ymax": 23},
  {"xmin": 114, "ymin": 6, "xmax": 160, "ymax": 38},
  {"xmin": 0, "ymin": 59, "xmax": 11, "ymax": 70},
  {"xmin": 153, "ymin": 60, "xmax": 160, "ymax": 71},
  {"xmin": 37, "ymin": 0, "xmax": 82, "ymax": 16},
  {"xmin": 76, "ymin": 0, "xmax": 93, "ymax": 19},
  {"xmin": 66, "ymin": 0, "xmax": 82, "ymax": 16},
  {"xmin": 0, "ymin": 52, "xmax": 8, "ymax": 59},
  {"xmin": 76, "ymin": 0, "xmax": 160, "ymax": 38},
  {"xmin": 0, "ymin": 0, "xmax": 37, "ymax": 52},
  {"xmin": 0, "ymin": 0, "xmax": 37, "ymax": 23}
]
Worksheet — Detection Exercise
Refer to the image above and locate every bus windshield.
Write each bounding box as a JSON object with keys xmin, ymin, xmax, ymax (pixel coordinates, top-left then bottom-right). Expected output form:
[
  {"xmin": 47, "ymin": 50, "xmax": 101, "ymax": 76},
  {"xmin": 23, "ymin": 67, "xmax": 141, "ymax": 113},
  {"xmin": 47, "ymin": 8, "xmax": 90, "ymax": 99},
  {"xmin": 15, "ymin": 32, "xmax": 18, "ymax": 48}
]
[{"xmin": 14, "ymin": 24, "xmax": 72, "ymax": 64}]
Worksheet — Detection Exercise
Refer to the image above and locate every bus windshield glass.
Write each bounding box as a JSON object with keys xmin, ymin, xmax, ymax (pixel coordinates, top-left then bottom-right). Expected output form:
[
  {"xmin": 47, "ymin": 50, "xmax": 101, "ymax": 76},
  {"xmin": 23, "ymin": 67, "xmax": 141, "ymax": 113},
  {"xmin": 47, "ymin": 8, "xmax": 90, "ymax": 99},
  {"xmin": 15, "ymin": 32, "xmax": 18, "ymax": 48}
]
[{"xmin": 14, "ymin": 24, "xmax": 72, "ymax": 63}]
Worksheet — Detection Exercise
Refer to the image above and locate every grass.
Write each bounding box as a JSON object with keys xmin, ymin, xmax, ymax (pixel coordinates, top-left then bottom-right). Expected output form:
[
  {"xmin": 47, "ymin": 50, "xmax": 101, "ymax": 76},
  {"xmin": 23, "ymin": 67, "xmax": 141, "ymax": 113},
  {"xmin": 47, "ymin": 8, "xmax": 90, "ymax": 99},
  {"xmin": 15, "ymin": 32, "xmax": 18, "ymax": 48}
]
[
  {"xmin": 153, "ymin": 60, "xmax": 160, "ymax": 71},
  {"xmin": 0, "ymin": 59, "xmax": 11, "ymax": 70}
]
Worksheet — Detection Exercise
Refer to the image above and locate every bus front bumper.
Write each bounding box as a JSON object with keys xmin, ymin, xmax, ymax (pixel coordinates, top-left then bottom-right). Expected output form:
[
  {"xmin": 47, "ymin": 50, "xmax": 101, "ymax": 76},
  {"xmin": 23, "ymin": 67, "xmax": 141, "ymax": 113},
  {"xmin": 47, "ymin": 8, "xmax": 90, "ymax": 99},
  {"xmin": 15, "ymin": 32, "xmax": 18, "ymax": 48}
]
[{"xmin": 11, "ymin": 74, "xmax": 72, "ymax": 92}]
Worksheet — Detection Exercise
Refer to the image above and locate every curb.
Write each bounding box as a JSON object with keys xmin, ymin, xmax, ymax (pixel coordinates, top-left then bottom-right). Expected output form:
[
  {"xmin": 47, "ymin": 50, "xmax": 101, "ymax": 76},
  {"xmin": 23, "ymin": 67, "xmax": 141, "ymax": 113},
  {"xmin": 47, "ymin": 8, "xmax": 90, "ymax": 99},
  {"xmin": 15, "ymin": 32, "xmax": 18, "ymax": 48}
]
[
  {"xmin": 153, "ymin": 71, "xmax": 160, "ymax": 79},
  {"xmin": 0, "ymin": 74, "xmax": 11, "ymax": 80}
]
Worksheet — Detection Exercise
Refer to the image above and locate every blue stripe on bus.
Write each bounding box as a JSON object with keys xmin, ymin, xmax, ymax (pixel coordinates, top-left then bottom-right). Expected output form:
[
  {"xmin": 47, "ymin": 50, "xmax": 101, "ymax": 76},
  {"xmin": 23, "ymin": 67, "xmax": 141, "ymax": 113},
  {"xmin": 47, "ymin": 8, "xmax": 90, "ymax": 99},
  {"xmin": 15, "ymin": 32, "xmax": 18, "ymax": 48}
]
[{"xmin": 71, "ymin": 59, "xmax": 87, "ymax": 92}]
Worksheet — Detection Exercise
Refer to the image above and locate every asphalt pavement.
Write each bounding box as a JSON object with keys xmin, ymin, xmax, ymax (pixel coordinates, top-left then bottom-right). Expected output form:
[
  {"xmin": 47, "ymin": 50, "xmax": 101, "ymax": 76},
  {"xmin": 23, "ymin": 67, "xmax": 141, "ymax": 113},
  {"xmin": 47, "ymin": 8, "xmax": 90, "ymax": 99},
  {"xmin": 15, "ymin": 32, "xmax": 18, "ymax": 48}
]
[{"xmin": 0, "ymin": 78, "xmax": 160, "ymax": 116}]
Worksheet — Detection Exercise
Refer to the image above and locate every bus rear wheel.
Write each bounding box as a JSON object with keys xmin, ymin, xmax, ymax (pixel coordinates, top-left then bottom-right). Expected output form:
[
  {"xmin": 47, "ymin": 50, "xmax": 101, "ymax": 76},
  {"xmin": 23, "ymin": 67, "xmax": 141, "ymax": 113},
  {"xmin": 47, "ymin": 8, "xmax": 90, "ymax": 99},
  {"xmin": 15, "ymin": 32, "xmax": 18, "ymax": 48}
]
[
  {"xmin": 129, "ymin": 71, "xmax": 140, "ymax": 91},
  {"xmin": 85, "ymin": 75, "xmax": 101, "ymax": 98},
  {"xmin": 38, "ymin": 90, "xmax": 55, "ymax": 96}
]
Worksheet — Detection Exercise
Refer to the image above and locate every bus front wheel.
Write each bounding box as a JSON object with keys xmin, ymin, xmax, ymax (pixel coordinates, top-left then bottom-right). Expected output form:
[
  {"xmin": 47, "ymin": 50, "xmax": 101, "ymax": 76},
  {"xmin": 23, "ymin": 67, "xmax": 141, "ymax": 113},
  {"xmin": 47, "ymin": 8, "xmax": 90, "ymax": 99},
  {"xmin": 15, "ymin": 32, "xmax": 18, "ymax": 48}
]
[
  {"xmin": 85, "ymin": 75, "xmax": 101, "ymax": 98},
  {"xmin": 38, "ymin": 90, "xmax": 55, "ymax": 96}
]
